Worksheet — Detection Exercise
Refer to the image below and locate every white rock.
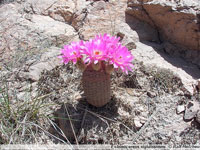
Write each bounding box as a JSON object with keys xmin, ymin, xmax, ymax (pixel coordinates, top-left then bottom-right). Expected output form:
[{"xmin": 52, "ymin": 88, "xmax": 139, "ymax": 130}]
[
  {"xmin": 137, "ymin": 106, "xmax": 145, "ymax": 112},
  {"xmin": 134, "ymin": 117, "xmax": 143, "ymax": 128},
  {"xmin": 176, "ymin": 105, "xmax": 185, "ymax": 114},
  {"xmin": 140, "ymin": 111, "xmax": 149, "ymax": 118},
  {"xmin": 118, "ymin": 107, "xmax": 130, "ymax": 118},
  {"xmin": 138, "ymin": 116, "xmax": 147, "ymax": 124}
]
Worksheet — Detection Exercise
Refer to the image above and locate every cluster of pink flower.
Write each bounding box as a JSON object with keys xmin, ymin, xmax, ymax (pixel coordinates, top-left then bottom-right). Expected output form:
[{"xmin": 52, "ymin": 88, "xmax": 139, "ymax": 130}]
[{"xmin": 60, "ymin": 34, "xmax": 134, "ymax": 74}]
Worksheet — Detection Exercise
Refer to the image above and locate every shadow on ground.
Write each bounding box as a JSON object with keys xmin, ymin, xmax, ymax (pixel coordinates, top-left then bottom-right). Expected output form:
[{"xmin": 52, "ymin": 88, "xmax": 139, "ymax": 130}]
[{"xmin": 49, "ymin": 96, "xmax": 119, "ymax": 144}]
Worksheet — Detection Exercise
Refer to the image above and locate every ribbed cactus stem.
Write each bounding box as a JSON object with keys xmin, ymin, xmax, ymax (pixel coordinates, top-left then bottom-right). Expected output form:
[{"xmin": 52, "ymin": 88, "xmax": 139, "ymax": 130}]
[{"xmin": 82, "ymin": 63, "xmax": 111, "ymax": 107}]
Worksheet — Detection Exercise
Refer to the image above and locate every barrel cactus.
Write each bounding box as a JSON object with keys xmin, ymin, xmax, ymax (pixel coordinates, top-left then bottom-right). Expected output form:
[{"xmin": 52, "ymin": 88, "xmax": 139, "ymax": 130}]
[{"xmin": 59, "ymin": 34, "xmax": 134, "ymax": 107}]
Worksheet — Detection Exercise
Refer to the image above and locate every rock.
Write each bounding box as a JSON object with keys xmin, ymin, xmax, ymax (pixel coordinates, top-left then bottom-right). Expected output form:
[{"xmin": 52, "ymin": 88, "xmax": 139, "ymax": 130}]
[
  {"xmin": 126, "ymin": 0, "xmax": 200, "ymax": 67},
  {"xmin": 25, "ymin": 0, "xmax": 58, "ymax": 15},
  {"xmin": 126, "ymin": 0, "xmax": 200, "ymax": 50},
  {"xmin": 134, "ymin": 117, "xmax": 143, "ymax": 128},
  {"xmin": 176, "ymin": 91, "xmax": 184, "ymax": 96},
  {"xmin": 138, "ymin": 116, "xmax": 147, "ymax": 124},
  {"xmin": 18, "ymin": 47, "xmax": 61, "ymax": 81},
  {"xmin": 132, "ymin": 42, "xmax": 200, "ymax": 95},
  {"xmin": 184, "ymin": 101, "xmax": 200, "ymax": 120},
  {"xmin": 80, "ymin": 0, "xmax": 128, "ymax": 40},
  {"xmin": 126, "ymin": 88, "xmax": 134, "ymax": 96},
  {"xmin": 137, "ymin": 106, "xmax": 145, "ymax": 112},
  {"xmin": 125, "ymin": 14, "xmax": 159, "ymax": 42},
  {"xmin": 147, "ymin": 91, "xmax": 156, "ymax": 98},
  {"xmin": 125, "ymin": 42, "xmax": 136, "ymax": 50},
  {"xmin": 17, "ymin": 92, "xmax": 27, "ymax": 101},
  {"xmin": 22, "ymin": 14, "xmax": 79, "ymax": 46},
  {"xmin": 43, "ymin": 0, "xmax": 88, "ymax": 29},
  {"xmin": 115, "ymin": 22, "xmax": 139, "ymax": 45},
  {"xmin": 118, "ymin": 107, "xmax": 131, "ymax": 118},
  {"xmin": 0, "ymin": 3, "xmax": 79, "ymax": 67},
  {"xmin": 176, "ymin": 105, "xmax": 185, "ymax": 114}
]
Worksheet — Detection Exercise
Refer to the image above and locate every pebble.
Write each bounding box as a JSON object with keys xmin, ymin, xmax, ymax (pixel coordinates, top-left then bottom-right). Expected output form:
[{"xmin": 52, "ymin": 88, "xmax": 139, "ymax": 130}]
[
  {"xmin": 147, "ymin": 91, "xmax": 156, "ymax": 98},
  {"xmin": 134, "ymin": 118, "xmax": 143, "ymax": 128},
  {"xmin": 126, "ymin": 88, "xmax": 134, "ymax": 96},
  {"xmin": 137, "ymin": 106, "xmax": 145, "ymax": 112},
  {"xmin": 176, "ymin": 91, "xmax": 184, "ymax": 96},
  {"xmin": 139, "ymin": 116, "xmax": 147, "ymax": 124},
  {"xmin": 176, "ymin": 105, "xmax": 185, "ymax": 114}
]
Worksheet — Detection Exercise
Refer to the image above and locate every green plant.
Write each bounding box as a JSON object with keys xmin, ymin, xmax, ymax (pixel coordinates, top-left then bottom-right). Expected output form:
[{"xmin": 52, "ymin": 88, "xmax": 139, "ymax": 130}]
[{"xmin": 0, "ymin": 80, "xmax": 53, "ymax": 144}]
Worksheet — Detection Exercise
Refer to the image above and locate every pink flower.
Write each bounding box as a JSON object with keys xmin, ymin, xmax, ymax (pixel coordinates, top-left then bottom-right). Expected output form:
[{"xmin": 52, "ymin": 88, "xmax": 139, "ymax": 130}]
[
  {"xmin": 94, "ymin": 34, "xmax": 120, "ymax": 52},
  {"xmin": 60, "ymin": 41, "xmax": 84, "ymax": 64},
  {"xmin": 83, "ymin": 38, "xmax": 108, "ymax": 64},
  {"xmin": 59, "ymin": 33, "xmax": 134, "ymax": 74},
  {"xmin": 82, "ymin": 34, "xmax": 121, "ymax": 64},
  {"xmin": 109, "ymin": 44, "xmax": 134, "ymax": 74}
]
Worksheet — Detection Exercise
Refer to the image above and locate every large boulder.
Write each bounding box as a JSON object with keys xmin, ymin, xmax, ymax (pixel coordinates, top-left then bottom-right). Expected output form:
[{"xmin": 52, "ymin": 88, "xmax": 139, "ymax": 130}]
[
  {"xmin": 132, "ymin": 42, "xmax": 200, "ymax": 95},
  {"xmin": 126, "ymin": 0, "xmax": 200, "ymax": 66},
  {"xmin": 24, "ymin": 0, "xmax": 88, "ymax": 30},
  {"xmin": 0, "ymin": 3, "xmax": 79, "ymax": 68},
  {"xmin": 126, "ymin": 0, "xmax": 200, "ymax": 50}
]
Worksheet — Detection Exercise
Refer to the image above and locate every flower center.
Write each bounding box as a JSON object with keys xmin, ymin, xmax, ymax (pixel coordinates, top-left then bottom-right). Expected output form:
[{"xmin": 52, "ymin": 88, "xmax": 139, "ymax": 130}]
[
  {"xmin": 94, "ymin": 50, "xmax": 101, "ymax": 55},
  {"xmin": 73, "ymin": 51, "xmax": 77, "ymax": 55},
  {"xmin": 93, "ymin": 50, "xmax": 103, "ymax": 59}
]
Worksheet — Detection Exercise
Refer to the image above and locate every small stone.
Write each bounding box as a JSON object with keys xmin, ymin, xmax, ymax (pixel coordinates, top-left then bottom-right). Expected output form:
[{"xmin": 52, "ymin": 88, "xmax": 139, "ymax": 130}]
[
  {"xmin": 147, "ymin": 91, "xmax": 156, "ymax": 98},
  {"xmin": 17, "ymin": 92, "xmax": 27, "ymax": 100},
  {"xmin": 176, "ymin": 105, "xmax": 185, "ymax": 114},
  {"xmin": 138, "ymin": 116, "xmax": 147, "ymax": 124},
  {"xmin": 75, "ymin": 92, "xmax": 82, "ymax": 100},
  {"xmin": 134, "ymin": 118, "xmax": 143, "ymax": 128},
  {"xmin": 184, "ymin": 101, "xmax": 200, "ymax": 120},
  {"xmin": 175, "ymin": 136, "xmax": 182, "ymax": 142},
  {"xmin": 140, "ymin": 111, "xmax": 148, "ymax": 118},
  {"xmin": 137, "ymin": 106, "xmax": 145, "ymax": 112},
  {"xmin": 126, "ymin": 88, "xmax": 134, "ymax": 96},
  {"xmin": 176, "ymin": 91, "xmax": 184, "ymax": 96},
  {"xmin": 125, "ymin": 42, "xmax": 136, "ymax": 50},
  {"xmin": 117, "ymin": 32, "xmax": 125, "ymax": 41}
]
